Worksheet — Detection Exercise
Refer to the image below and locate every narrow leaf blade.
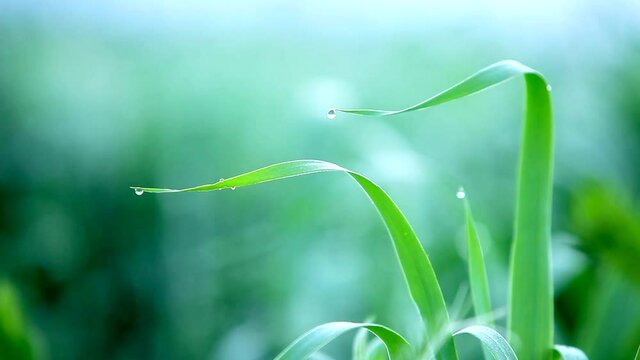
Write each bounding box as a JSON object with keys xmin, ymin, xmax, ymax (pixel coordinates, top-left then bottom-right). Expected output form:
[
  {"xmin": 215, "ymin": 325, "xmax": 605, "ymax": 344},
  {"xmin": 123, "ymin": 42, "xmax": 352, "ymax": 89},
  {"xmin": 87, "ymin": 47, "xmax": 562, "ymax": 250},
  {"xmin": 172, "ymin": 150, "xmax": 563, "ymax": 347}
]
[
  {"xmin": 552, "ymin": 345, "xmax": 588, "ymax": 360},
  {"xmin": 133, "ymin": 160, "xmax": 456, "ymax": 359},
  {"xmin": 463, "ymin": 198, "xmax": 494, "ymax": 360},
  {"xmin": 274, "ymin": 322, "xmax": 410, "ymax": 360},
  {"xmin": 463, "ymin": 198, "xmax": 493, "ymax": 324},
  {"xmin": 454, "ymin": 325, "xmax": 517, "ymax": 360}
]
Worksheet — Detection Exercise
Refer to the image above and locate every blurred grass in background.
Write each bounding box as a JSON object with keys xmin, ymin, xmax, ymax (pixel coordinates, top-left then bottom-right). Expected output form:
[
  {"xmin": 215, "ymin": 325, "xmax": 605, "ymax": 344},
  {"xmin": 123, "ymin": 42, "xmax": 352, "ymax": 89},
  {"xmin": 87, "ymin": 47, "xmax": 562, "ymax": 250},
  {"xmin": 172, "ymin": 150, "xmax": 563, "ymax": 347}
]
[{"xmin": 0, "ymin": 1, "xmax": 639, "ymax": 359}]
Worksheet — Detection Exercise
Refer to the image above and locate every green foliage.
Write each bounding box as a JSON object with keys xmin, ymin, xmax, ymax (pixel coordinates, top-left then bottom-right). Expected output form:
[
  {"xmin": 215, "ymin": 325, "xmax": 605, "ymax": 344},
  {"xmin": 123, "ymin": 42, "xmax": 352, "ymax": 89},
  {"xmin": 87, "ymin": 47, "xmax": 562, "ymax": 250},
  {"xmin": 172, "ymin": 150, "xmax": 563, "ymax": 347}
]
[
  {"xmin": 453, "ymin": 325, "xmax": 517, "ymax": 360},
  {"xmin": 571, "ymin": 183, "xmax": 640, "ymax": 284},
  {"xmin": 135, "ymin": 159, "xmax": 455, "ymax": 359},
  {"xmin": 463, "ymin": 198, "xmax": 493, "ymax": 360},
  {"xmin": 553, "ymin": 345, "xmax": 588, "ymax": 360},
  {"xmin": 273, "ymin": 322, "xmax": 411, "ymax": 360},
  {"xmin": 337, "ymin": 59, "xmax": 554, "ymax": 360},
  {"xmin": 135, "ymin": 60, "xmax": 590, "ymax": 359},
  {"xmin": 0, "ymin": 279, "xmax": 37, "ymax": 360}
]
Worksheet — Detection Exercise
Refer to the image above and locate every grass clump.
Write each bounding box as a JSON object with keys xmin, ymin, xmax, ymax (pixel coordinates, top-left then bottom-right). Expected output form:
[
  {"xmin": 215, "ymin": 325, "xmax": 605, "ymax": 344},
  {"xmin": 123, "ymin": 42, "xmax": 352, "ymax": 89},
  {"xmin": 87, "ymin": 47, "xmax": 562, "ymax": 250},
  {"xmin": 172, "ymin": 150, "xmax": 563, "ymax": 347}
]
[{"xmin": 133, "ymin": 60, "xmax": 590, "ymax": 359}]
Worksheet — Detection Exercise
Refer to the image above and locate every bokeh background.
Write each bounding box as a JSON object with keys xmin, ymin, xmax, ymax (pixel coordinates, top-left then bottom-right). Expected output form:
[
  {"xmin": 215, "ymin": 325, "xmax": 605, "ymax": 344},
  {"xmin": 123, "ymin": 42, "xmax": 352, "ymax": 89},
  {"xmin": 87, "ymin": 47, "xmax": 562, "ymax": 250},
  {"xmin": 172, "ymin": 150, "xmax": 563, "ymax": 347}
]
[{"xmin": 1, "ymin": 1, "xmax": 639, "ymax": 359}]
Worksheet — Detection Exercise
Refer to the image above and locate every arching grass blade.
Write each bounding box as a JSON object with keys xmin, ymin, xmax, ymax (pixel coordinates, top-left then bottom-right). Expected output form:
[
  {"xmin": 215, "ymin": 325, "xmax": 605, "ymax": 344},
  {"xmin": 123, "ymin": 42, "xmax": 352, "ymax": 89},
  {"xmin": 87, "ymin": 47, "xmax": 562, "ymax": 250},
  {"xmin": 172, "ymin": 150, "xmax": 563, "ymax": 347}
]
[
  {"xmin": 454, "ymin": 325, "xmax": 517, "ymax": 360},
  {"xmin": 335, "ymin": 60, "xmax": 554, "ymax": 360},
  {"xmin": 552, "ymin": 345, "xmax": 588, "ymax": 360},
  {"xmin": 274, "ymin": 322, "xmax": 410, "ymax": 360},
  {"xmin": 132, "ymin": 159, "xmax": 457, "ymax": 359}
]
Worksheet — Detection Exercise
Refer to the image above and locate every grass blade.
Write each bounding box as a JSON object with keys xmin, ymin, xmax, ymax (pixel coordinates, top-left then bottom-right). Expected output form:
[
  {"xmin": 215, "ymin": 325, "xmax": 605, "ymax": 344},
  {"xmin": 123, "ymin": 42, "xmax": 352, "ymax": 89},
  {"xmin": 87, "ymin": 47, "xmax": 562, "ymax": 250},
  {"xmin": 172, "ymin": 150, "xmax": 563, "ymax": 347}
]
[
  {"xmin": 0, "ymin": 279, "xmax": 37, "ymax": 360},
  {"xmin": 366, "ymin": 339, "xmax": 388, "ymax": 360},
  {"xmin": 353, "ymin": 320, "xmax": 371, "ymax": 360},
  {"xmin": 274, "ymin": 322, "xmax": 410, "ymax": 360},
  {"xmin": 552, "ymin": 345, "xmax": 588, "ymax": 360},
  {"xmin": 463, "ymin": 197, "xmax": 493, "ymax": 360},
  {"xmin": 132, "ymin": 159, "xmax": 457, "ymax": 359},
  {"xmin": 335, "ymin": 60, "xmax": 554, "ymax": 360},
  {"xmin": 463, "ymin": 197, "xmax": 493, "ymax": 324},
  {"xmin": 454, "ymin": 325, "xmax": 517, "ymax": 360}
]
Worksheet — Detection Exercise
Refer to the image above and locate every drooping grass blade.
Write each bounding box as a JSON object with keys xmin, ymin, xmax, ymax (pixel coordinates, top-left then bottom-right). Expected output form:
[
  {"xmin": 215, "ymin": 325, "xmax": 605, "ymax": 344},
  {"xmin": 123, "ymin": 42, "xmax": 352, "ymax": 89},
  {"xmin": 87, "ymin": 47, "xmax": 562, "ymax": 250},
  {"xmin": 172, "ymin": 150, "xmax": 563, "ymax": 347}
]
[
  {"xmin": 273, "ymin": 322, "xmax": 410, "ymax": 360},
  {"xmin": 335, "ymin": 60, "xmax": 554, "ymax": 360},
  {"xmin": 552, "ymin": 345, "xmax": 588, "ymax": 360},
  {"xmin": 463, "ymin": 197, "xmax": 493, "ymax": 360},
  {"xmin": 132, "ymin": 159, "xmax": 457, "ymax": 359},
  {"xmin": 453, "ymin": 325, "xmax": 517, "ymax": 360}
]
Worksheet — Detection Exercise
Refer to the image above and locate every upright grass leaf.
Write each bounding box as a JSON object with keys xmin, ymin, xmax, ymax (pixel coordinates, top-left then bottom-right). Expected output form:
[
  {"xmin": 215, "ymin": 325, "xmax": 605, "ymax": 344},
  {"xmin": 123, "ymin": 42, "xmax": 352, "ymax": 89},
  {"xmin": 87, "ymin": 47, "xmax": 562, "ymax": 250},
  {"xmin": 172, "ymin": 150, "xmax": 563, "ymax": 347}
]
[
  {"xmin": 463, "ymin": 197, "xmax": 493, "ymax": 325},
  {"xmin": 274, "ymin": 322, "xmax": 410, "ymax": 360},
  {"xmin": 453, "ymin": 325, "xmax": 517, "ymax": 360},
  {"xmin": 634, "ymin": 344, "xmax": 639, "ymax": 360},
  {"xmin": 552, "ymin": 345, "xmax": 588, "ymax": 360},
  {"xmin": 463, "ymin": 197, "xmax": 493, "ymax": 360},
  {"xmin": 335, "ymin": 60, "xmax": 554, "ymax": 360},
  {"xmin": 132, "ymin": 159, "xmax": 457, "ymax": 359}
]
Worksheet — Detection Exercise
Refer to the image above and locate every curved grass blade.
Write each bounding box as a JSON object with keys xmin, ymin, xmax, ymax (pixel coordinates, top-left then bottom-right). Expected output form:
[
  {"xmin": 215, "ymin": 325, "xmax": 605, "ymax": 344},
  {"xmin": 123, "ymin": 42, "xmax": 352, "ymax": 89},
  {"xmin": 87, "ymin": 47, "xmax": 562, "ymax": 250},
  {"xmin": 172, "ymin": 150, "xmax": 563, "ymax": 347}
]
[
  {"xmin": 274, "ymin": 322, "xmax": 410, "ymax": 360},
  {"xmin": 463, "ymin": 197, "xmax": 493, "ymax": 360},
  {"xmin": 132, "ymin": 159, "xmax": 456, "ymax": 359},
  {"xmin": 552, "ymin": 345, "xmax": 588, "ymax": 360},
  {"xmin": 353, "ymin": 319, "xmax": 372, "ymax": 360},
  {"xmin": 367, "ymin": 339, "xmax": 389, "ymax": 360},
  {"xmin": 336, "ymin": 60, "xmax": 553, "ymax": 360},
  {"xmin": 454, "ymin": 325, "xmax": 517, "ymax": 360}
]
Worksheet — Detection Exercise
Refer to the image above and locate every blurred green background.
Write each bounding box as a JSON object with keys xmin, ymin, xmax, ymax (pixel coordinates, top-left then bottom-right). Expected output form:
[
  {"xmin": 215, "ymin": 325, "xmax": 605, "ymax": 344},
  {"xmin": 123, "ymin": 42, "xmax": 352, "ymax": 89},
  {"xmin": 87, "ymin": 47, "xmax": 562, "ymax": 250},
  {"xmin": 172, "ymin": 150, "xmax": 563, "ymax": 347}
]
[{"xmin": 1, "ymin": 1, "xmax": 639, "ymax": 359}]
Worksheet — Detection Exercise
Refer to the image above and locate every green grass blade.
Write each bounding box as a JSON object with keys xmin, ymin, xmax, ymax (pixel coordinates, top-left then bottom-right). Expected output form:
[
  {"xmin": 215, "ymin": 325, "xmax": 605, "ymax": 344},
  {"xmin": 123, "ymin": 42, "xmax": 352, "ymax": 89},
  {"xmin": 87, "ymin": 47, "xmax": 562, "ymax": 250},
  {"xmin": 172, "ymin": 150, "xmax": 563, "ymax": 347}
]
[
  {"xmin": 366, "ymin": 339, "xmax": 388, "ymax": 360},
  {"xmin": 463, "ymin": 197, "xmax": 493, "ymax": 324},
  {"xmin": 454, "ymin": 325, "xmax": 517, "ymax": 360},
  {"xmin": 353, "ymin": 321, "xmax": 371, "ymax": 360},
  {"xmin": 333, "ymin": 60, "xmax": 537, "ymax": 117},
  {"xmin": 132, "ymin": 159, "xmax": 457, "ymax": 359},
  {"xmin": 463, "ymin": 197, "xmax": 493, "ymax": 360},
  {"xmin": 0, "ymin": 279, "xmax": 37, "ymax": 360},
  {"xmin": 274, "ymin": 322, "xmax": 410, "ymax": 360},
  {"xmin": 635, "ymin": 344, "xmax": 639, "ymax": 360},
  {"xmin": 335, "ymin": 60, "xmax": 553, "ymax": 360},
  {"xmin": 552, "ymin": 345, "xmax": 588, "ymax": 360}
]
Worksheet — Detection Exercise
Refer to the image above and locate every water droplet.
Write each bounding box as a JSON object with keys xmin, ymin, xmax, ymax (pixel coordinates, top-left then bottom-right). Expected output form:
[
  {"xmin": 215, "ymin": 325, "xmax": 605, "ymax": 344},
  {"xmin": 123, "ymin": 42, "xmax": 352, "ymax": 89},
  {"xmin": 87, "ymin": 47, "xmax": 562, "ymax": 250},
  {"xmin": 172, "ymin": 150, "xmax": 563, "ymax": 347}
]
[
  {"xmin": 456, "ymin": 187, "xmax": 466, "ymax": 199},
  {"xmin": 546, "ymin": 84, "xmax": 552, "ymax": 91},
  {"xmin": 134, "ymin": 188, "xmax": 144, "ymax": 196},
  {"xmin": 219, "ymin": 178, "xmax": 224, "ymax": 182},
  {"xmin": 230, "ymin": 186, "xmax": 236, "ymax": 190},
  {"xmin": 327, "ymin": 109, "xmax": 337, "ymax": 120}
]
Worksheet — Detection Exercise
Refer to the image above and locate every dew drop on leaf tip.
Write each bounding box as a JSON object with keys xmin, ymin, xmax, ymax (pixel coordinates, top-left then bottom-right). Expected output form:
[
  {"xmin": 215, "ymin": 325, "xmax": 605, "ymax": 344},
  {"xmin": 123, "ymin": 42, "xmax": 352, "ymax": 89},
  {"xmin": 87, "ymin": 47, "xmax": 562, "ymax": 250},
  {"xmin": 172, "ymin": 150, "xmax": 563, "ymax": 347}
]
[
  {"xmin": 546, "ymin": 84, "xmax": 552, "ymax": 91},
  {"xmin": 327, "ymin": 109, "xmax": 337, "ymax": 120},
  {"xmin": 456, "ymin": 187, "xmax": 466, "ymax": 199},
  {"xmin": 134, "ymin": 188, "xmax": 144, "ymax": 196}
]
